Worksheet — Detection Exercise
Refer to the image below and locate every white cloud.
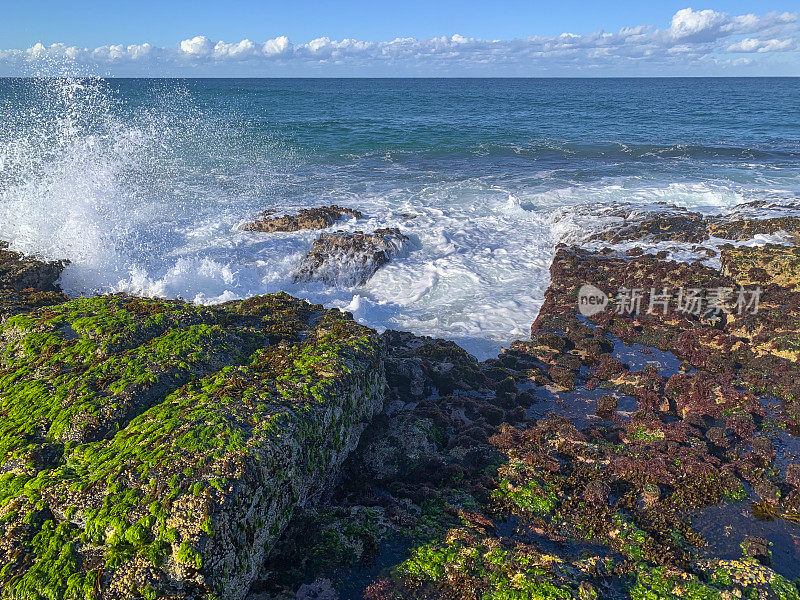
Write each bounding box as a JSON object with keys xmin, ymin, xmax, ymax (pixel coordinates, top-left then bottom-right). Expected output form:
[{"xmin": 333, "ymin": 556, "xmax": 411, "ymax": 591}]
[
  {"xmin": 213, "ymin": 39, "xmax": 258, "ymax": 59},
  {"xmin": 127, "ymin": 43, "xmax": 154, "ymax": 60},
  {"xmin": 727, "ymin": 37, "xmax": 795, "ymax": 53},
  {"xmin": 2, "ymin": 8, "xmax": 798, "ymax": 76},
  {"xmin": 262, "ymin": 36, "xmax": 290, "ymax": 57},
  {"xmin": 670, "ymin": 8, "xmax": 729, "ymax": 40},
  {"xmin": 180, "ymin": 36, "xmax": 213, "ymax": 56}
]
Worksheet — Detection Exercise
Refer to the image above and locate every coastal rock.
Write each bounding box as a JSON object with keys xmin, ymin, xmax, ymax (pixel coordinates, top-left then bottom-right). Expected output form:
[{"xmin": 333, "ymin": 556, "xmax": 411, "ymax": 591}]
[
  {"xmin": 721, "ymin": 243, "xmax": 800, "ymax": 291},
  {"xmin": 0, "ymin": 241, "xmax": 68, "ymax": 319},
  {"xmin": 587, "ymin": 210, "xmax": 800, "ymax": 245},
  {"xmin": 589, "ymin": 209, "xmax": 709, "ymax": 243},
  {"xmin": 252, "ymin": 331, "xmax": 536, "ymax": 598},
  {"xmin": 708, "ymin": 215, "xmax": 800, "ymax": 240},
  {"xmin": 293, "ymin": 228, "xmax": 408, "ymax": 286},
  {"xmin": 241, "ymin": 206, "xmax": 362, "ymax": 233},
  {"xmin": 5, "ymin": 213, "xmax": 800, "ymax": 600},
  {"xmin": 0, "ymin": 241, "xmax": 65, "ymax": 291},
  {"xmin": 375, "ymin": 236, "xmax": 800, "ymax": 600},
  {"xmin": 0, "ymin": 293, "xmax": 385, "ymax": 600}
]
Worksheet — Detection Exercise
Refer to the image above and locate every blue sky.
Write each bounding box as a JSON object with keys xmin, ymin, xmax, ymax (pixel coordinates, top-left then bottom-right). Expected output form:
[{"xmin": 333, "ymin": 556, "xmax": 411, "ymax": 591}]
[{"xmin": 2, "ymin": 1, "xmax": 799, "ymax": 76}]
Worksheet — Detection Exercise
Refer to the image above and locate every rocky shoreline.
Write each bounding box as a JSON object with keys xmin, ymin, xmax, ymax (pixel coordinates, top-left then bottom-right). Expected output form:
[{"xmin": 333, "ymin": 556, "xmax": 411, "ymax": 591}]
[{"xmin": 1, "ymin": 208, "xmax": 800, "ymax": 600}]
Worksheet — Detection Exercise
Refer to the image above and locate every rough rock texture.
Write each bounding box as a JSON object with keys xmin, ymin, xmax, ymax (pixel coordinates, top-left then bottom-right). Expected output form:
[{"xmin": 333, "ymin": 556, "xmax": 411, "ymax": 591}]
[
  {"xmin": 590, "ymin": 209, "xmax": 710, "ymax": 244},
  {"xmin": 0, "ymin": 292, "xmax": 385, "ymax": 600},
  {"xmin": 0, "ymin": 241, "xmax": 68, "ymax": 319},
  {"xmin": 4, "ymin": 214, "xmax": 800, "ymax": 600},
  {"xmin": 708, "ymin": 216, "xmax": 800, "ymax": 241},
  {"xmin": 258, "ymin": 231, "xmax": 800, "ymax": 599},
  {"xmin": 589, "ymin": 209, "xmax": 800, "ymax": 245},
  {"xmin": 253, "ymin": 331, "xmax": 534, "ymax": 597},
  {"xmin": 241, "ymin": 207, "xmax": 362, "ymax": 233},
  {"xmin": 293, "ymin": 229, "xmax": 408, "ymax": 286},
  {"xmin": 360, "ymin": 242, "xmax": 800, "ymax": 600},
  {"xmin": 722, "ymin": 243, "xmax": 800, "ymax": 291}
]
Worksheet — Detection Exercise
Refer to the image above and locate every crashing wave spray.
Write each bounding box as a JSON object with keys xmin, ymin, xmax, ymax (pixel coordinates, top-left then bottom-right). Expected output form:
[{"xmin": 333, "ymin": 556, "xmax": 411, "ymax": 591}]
[
  {"xmin": 3, "ymin": 77, "xmax": 796, "ymax": 360},
  {"xmin": 0, "ymin": 76, "xmax": 148, "ymax": 292},
  {"xmin": 0, "ymin": 75, "xmax": 210, "ymax": 296}
]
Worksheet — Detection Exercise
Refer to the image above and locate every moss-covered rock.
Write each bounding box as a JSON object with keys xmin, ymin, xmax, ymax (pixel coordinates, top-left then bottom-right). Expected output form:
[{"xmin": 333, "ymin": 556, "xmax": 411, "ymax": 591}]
[
  {"xmin": 0, "ymin": 293, "xmax": 386, "ymax": 600},
  {"xmin": 721, "ymin": 244, "xmax": 800, "ymax": 291}
]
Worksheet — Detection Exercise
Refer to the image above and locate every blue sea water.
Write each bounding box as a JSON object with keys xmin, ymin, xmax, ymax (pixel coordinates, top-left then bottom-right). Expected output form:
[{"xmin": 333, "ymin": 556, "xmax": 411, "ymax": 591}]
[{"xmin": 1, "ymin": 77, "xmax": 799, "ymax": 357}]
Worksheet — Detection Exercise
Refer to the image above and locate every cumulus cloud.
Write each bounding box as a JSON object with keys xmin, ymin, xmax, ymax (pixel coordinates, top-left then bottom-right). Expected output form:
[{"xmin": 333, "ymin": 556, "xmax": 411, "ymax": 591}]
[
  {"xmin": 670, "ymin": 8, "xmax": 730, "ymax": 40},
  {"xmin": 180, "ymin": 35, "xmax": 213, "ymax": 56},
  {"xmin": 727, "ymin": 37, "xmax": 796, "ymax": 53},
  {"xmin": 1, "ymin": 8, "xmax": 798, "ymax": 76}
]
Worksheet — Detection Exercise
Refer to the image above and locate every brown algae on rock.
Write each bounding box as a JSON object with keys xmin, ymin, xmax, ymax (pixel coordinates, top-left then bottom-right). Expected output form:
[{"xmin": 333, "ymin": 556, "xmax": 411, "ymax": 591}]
[{"xmin": 241, "ymin": 206, "xmax": 362, "ymax": 233}]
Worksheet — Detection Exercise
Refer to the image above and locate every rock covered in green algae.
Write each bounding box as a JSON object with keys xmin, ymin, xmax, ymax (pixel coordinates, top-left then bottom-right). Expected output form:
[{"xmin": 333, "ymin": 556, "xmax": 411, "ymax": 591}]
[{"xmin": 0, "ymin": 293, "xmax": 385, "ymax": 600}]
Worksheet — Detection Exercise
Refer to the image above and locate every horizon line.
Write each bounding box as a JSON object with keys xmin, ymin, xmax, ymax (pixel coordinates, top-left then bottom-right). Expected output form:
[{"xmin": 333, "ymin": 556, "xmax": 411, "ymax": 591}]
[{"xmin": 2, "ymin": 75, "xmax": 800, "ymax": 79}]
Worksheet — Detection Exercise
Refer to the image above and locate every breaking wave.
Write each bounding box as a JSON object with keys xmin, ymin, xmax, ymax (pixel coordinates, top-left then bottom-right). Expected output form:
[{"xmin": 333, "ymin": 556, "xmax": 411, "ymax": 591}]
[{"xmin": 2, "ymin": 77, "xmax": 799, "ymax": 358}]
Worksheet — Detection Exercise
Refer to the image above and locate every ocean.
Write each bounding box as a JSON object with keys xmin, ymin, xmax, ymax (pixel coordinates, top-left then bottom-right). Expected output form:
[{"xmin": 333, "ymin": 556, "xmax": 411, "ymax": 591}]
[{"xmin": 1, "ymin": 77, "xmax": 799, "ymax": 358}]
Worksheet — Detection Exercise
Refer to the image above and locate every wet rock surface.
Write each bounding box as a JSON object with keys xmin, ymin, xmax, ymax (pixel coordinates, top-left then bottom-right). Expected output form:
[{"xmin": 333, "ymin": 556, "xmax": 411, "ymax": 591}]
[
  {"xmin": 0, "ymin": 241, "xmax": 68, "ymax": 319},
  {"xmin": 0, "ymin": 287, "xmax": 385, "ymax": 599},
  {"xmin": 3, "ymin": 209, "xmax": 800, "ymax": 600},
  {"xmin": 589, "ymin": 209, "xmax": 800, "ymax": 245},
  {"xmin": 293, "ymin": 229, "xmax": 408, "ymax": 286},
  {"xmin": 241, "ymin": 206, "xmax": 362, "ymax": 233}
]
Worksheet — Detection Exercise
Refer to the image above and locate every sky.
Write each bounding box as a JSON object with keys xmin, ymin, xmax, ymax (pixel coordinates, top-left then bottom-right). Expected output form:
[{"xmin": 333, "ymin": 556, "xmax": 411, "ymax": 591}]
[{"xmin": 1, "ymin": 1, "xmax": 799, "ymax": 76}]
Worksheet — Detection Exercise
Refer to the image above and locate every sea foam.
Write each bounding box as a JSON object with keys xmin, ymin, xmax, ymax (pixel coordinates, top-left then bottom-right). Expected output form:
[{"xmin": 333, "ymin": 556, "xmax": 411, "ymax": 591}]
[{"xmin": 2, "ymin": 77, "xmax": 799, "ymax": 359}]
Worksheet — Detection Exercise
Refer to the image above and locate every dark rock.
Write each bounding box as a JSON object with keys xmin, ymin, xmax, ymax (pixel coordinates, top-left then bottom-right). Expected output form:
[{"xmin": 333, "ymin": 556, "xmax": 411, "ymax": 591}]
[
  {"xmin": 241, "ymin": 205, "xmax": 362, "ymax": 233},
  {"xmin": 0, "ymin": 241, "xmax": 69, "ymax": 319},
  {"xmin": 293, "ymin": 228, "xmax": 408, "ymax": 286}
]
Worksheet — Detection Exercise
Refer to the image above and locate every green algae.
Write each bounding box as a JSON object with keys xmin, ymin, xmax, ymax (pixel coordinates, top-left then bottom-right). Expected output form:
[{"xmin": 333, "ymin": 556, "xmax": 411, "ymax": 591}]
[
  {"xmin": 0, "ymin": 293, "xmax": 386, "ymax": 599},
  {"xmin": 632, "ymin": 561, "xmax": 800, "ymax": 600},
  {"xmin": 493, "ymin": 476, "xmax": 557, "ymax": 517},
  {"xmin": 0, "ymin": 517, "xmax": 99, "ymax": 600},
  {"xmin": 397, "ymin": 533, "xmax": 592, "ymax": 600}
]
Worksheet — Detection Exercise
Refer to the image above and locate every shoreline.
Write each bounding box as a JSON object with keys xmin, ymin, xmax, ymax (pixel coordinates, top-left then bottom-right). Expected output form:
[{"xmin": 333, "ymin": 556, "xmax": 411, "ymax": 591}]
[{"xmin": 1, "ymin": 210, "xmax": 800, "ymax": 599}]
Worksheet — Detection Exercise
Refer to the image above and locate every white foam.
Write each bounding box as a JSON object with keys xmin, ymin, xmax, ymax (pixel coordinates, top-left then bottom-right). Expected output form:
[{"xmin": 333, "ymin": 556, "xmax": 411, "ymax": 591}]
[{"xmin": 2, "ymin": 78, "xmax": 799, "ymax": 361}]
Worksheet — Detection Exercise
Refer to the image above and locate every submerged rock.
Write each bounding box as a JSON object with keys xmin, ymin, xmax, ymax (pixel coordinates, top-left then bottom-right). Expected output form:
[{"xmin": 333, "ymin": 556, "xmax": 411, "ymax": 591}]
[
  {"xmin": 293, "ymin": 228, "xmax": 408, "ymax": 286},
  {"xmin": 241, "ymin": 206, "xmax": 362, "ymax": 233},
  {"xmin": 0, "ymin": 293, "xmax": 385, "ymax": 599}
]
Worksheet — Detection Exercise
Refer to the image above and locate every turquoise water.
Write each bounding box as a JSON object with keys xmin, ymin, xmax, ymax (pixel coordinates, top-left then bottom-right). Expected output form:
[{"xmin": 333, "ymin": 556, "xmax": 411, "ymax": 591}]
[{"xmin": 1, "ymin": 77, "xmax": 799, "ymax": 357}]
